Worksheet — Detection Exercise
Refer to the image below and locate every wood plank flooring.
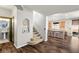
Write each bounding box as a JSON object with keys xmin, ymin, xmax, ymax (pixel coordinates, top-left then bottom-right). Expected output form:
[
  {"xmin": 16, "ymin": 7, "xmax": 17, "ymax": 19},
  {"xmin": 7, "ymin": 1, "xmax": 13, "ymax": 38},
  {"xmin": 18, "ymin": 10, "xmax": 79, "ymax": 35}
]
[{"xmin": 0, "ymin": 36, "xmax": 71, "ymax": 53}]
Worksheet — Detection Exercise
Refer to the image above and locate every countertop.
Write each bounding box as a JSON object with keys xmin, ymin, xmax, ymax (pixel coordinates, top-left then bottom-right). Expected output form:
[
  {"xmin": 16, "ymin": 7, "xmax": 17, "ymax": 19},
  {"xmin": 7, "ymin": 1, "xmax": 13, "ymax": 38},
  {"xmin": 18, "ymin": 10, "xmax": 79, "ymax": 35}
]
[{"xmin": 48, "ymin": 29, "xmax": 65, "ymax": 32}]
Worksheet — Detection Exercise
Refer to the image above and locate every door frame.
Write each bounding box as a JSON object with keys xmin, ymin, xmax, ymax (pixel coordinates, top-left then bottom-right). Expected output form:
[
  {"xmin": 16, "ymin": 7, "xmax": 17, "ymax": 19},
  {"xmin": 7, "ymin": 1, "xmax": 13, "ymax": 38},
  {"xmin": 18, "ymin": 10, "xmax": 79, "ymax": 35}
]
[{"xmin": 0, "ymin": 16, "xmax": 14, "ymax": 42}]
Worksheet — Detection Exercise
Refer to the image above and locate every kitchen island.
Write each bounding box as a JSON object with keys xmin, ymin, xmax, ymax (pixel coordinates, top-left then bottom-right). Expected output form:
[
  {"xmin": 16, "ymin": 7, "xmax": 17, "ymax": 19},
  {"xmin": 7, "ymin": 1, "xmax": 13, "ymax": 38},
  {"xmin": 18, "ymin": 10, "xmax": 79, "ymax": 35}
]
[
  {"xmin": 48, "ymin": 29, "xmax": 71, "ymax": 50},
  {"xmin": 48, "ymin": 29, "xmax": 66, "ymax": 39}
]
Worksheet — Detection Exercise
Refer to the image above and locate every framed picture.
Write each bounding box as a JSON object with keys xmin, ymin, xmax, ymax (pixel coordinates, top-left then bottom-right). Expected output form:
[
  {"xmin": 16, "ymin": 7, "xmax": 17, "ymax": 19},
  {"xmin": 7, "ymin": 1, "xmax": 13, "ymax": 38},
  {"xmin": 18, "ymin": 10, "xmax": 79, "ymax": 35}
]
[{"xmin": 0, "ymin": 20, "xmax": 8, "ymax": 30}]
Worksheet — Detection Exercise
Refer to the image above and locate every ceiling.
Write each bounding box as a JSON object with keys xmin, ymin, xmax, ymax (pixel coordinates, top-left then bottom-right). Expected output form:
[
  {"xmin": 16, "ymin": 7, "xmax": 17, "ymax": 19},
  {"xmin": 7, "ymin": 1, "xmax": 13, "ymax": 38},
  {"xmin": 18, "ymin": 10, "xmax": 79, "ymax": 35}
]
[
  {"xmin": 24, "ymin": 5, "xmax": 79, "ymax": 16},
  {"xmin": 0, "ymin": 5, "xmax": 79, "ymax": 16},
  {"xmin": 0, "ymin": 5, "xmax": 15, "ymax": 12}
]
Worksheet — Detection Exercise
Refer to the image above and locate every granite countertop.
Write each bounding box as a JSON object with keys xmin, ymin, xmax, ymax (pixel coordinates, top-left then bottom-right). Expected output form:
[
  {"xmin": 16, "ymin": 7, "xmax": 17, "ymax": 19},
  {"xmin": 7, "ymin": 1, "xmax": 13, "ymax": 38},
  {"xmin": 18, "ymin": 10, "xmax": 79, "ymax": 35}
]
[
  {"xmin": 48, "ymin": 29, "xmax": 65, "ymax": 32},
  {"xmin": 72, "ymin": 35, "xmax": 79, "ymax": 37}
]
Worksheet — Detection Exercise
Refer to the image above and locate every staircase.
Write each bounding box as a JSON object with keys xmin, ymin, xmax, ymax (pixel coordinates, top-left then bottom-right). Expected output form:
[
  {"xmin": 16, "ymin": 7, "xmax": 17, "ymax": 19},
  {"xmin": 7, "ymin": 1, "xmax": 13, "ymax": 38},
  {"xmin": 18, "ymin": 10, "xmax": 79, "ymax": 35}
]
[{"xmin": 28, "ymin": 27, "xmax": 43, "ymax": 45}]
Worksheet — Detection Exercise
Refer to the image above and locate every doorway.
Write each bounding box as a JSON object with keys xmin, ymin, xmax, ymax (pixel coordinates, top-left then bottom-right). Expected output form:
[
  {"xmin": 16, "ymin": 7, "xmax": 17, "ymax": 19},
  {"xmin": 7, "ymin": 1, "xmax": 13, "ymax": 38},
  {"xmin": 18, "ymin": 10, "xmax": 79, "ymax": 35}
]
[{"xmin": 0, "ymin": 16, "xmax": 13, "ymax": 44}]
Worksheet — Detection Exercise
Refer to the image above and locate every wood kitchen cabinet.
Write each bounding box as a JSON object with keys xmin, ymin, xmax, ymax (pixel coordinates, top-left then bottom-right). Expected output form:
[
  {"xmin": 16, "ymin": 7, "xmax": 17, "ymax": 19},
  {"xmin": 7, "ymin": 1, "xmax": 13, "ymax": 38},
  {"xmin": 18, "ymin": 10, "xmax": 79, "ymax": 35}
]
[
  {"xmin": 48, "ymin": 21, "xmax": 53, "ymax": 30},
  {"xmin": 72, "ymin": 19, "xmax": 79, "ymax": 34},
  {"xmin": 59, "ymin": 20, "xmax": 65, "ymax": 29},
  {"xmin": 72, "ymin": 20, "xmax": 79, "ymax": 25}
]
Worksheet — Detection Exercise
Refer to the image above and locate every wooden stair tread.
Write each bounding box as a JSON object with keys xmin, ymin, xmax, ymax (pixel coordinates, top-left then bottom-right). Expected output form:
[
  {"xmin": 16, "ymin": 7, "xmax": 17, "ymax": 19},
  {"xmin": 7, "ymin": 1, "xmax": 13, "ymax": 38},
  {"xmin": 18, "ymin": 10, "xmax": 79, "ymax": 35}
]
[
  {"xmin": 29, "ymin": 28, "xmax": 43, "ymax": 45},
  {"xmin": 28, "ymin": 39, "xmax": 43, "ymax": 45}
]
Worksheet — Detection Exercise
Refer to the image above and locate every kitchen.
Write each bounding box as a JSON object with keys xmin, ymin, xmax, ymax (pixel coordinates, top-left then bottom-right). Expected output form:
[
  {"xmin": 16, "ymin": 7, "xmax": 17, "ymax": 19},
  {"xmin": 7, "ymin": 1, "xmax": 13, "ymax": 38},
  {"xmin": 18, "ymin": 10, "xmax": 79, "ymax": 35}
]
[{"xmin": 47, "ymin": 13, "xmax": 79, "ymax": 52}]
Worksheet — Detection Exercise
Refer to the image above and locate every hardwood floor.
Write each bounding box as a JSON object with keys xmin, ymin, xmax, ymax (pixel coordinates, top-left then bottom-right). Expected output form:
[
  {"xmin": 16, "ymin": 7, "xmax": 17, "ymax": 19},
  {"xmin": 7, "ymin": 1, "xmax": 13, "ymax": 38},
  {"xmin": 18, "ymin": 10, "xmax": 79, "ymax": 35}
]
[{"xmin": 0, "ymin": 36, "xmax": 71, "ymax": 53}]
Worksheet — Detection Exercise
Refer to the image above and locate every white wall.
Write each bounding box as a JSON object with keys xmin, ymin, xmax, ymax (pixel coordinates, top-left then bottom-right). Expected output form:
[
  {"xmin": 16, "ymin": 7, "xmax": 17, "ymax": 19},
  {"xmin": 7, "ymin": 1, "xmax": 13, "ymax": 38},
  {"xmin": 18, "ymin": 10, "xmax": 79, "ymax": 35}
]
[
  {"xmin": 33, "ymin": 11, "xmax": 46, "ymax": 41},
  {"xmin": 45, "ymin": 16, "xmax": 48, "ymax": 41},
  {"xmin": 10, "ymin": 6, "xmax": 33, "ymax": 48},
  {"xmin": 48, "ymin": 10, "xmax": 79, "ymax": 22},
  {"xmin": 0, "ymin": 7, "xmax": 12, "ymax": 17},
  {"xmin": 65, "ymin": 11, "xmax": 79, "ymax": 19},
  {"xmin": 15, "ymin": 9, "xmax": 33, "ymax": 48},
  {"xmin": 65, "ymin": 19, "xmax": 72, "ymax": 36},
  {"xmin": 48, "ymin": 13, "xmax": 65, "ymax": 22},
  {"xmin": 11, "ymin": 6, "xmax": 18, "ymax": 47}
]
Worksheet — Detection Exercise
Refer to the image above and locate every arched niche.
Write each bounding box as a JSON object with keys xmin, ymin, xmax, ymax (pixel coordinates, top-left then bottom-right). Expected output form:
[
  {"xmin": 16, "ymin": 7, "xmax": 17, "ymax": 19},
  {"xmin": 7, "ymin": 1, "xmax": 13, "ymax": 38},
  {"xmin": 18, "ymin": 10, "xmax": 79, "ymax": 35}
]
[{"xmin": 22, "ymin": 18, "xmax": 30, "ymax": 33}]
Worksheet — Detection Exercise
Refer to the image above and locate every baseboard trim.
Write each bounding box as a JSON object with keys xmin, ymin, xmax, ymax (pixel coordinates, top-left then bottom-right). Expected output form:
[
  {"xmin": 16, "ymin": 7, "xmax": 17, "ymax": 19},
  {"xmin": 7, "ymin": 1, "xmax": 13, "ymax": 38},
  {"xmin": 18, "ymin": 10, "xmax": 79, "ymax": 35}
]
[
  {"xmin": 44, "ymin": 39, "xmax": 48, "ymax": 41},
  {"xmin": 14, "ymin": 43, "xmax": 28, "ymax": 49}
]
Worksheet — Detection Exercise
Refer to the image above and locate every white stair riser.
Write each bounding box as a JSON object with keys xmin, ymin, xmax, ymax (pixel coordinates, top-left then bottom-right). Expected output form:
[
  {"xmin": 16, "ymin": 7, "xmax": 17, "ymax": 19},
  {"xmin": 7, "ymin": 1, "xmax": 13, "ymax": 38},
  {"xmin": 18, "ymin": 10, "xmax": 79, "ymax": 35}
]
[{"xmin": 28, "ymin": 28, "xmax": 43, "ymax": 45}]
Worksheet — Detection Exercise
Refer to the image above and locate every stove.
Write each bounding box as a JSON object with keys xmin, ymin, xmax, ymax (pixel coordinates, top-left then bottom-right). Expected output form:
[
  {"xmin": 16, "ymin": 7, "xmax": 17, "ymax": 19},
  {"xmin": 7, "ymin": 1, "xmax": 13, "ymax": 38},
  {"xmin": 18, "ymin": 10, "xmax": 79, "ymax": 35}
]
[{"xmin": 73, "ymin": 32, "xmax": 79, "ymax": 37}]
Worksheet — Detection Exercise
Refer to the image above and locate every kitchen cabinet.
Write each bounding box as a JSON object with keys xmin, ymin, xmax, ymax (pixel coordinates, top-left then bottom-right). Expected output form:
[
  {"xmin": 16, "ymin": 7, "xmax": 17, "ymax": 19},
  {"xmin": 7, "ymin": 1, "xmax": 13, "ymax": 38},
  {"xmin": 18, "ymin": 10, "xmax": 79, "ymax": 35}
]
[
  {"xmin": 48, "ymin": 21, "xmax": 53, "ymax": 30},
  {"xmin": 72, "ymin": 20, "xmax": 79, "ymax": 25},
  {"xmin": 59, "ymin": 21, "xmax": 65, "ymax": 29}
]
